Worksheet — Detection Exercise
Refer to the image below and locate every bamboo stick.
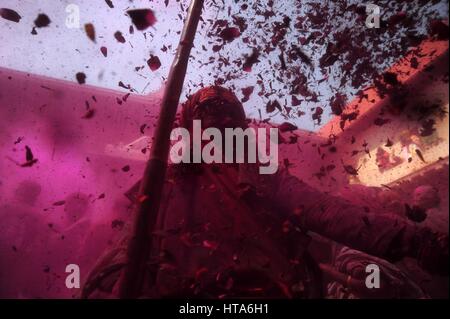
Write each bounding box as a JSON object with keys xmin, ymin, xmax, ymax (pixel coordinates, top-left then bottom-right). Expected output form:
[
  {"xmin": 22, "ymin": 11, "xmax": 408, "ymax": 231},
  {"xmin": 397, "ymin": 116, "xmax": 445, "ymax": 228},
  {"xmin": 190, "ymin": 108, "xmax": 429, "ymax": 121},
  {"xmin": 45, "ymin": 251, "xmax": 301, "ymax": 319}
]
[{"xmin": 118, "ymin": 0, "xmax": 204, "ymax": 299}]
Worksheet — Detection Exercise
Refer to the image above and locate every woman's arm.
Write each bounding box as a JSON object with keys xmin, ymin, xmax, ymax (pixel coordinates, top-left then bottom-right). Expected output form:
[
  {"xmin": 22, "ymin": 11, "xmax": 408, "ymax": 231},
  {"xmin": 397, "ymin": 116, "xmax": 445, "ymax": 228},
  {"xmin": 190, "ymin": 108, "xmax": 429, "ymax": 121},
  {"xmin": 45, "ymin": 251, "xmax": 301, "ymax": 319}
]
[{"xmin": 272, "ymin": 169, "xmax": 448, "ymax": 275}]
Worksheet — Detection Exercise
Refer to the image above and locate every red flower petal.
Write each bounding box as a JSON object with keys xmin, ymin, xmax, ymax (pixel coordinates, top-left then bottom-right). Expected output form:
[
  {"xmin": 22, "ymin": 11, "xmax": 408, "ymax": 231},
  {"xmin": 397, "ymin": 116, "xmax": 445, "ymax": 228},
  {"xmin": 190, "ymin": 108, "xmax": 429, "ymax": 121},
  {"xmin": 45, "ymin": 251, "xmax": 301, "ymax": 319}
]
[
  {"xmin": 147, "ymin": 55, "xmax": 161, "ymax": 71},
  {"xmin": 127, "ymin": 9, "xmax": 157, "ymax": 31}
]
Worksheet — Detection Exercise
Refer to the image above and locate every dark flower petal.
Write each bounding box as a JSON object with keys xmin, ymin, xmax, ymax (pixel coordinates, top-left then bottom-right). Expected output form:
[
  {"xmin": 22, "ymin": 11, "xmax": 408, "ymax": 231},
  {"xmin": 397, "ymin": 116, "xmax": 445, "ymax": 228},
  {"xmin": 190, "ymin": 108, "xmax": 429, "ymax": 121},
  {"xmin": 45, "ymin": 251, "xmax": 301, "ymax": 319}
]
[
  {"xmin": 34, "ymin": 14, "xmax": 51, "ymax": 28},
  {"xmin": 114, "ymin": 31, "xmax": 126, "ymax": 43},
  {"xmin": 84, "ymin": 23, "xmax": 96, "ymax": 42},
  {"xmin": 76, "ymin": 72, "xmax": 86, "ymax": 84},
  {"xmin": 0, "ymin": 8, "xmax": 21, "ymax": 23},
  {"xmin": 127, "ymin": 9, "xmax": 157, "ymax": 31},
  {"xmin": 147, "ymin": 55, "xmax": 161, "ymax": 71}
]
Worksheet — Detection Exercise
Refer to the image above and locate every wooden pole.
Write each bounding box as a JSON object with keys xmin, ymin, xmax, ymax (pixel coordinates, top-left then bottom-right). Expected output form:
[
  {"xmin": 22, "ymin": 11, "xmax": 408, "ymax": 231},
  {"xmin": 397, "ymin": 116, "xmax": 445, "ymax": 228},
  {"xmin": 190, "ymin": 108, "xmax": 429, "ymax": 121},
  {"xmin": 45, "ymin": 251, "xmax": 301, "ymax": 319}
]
[{"xmin": 118, "ymin": 0, "xmax": 204, "ymax": 299}]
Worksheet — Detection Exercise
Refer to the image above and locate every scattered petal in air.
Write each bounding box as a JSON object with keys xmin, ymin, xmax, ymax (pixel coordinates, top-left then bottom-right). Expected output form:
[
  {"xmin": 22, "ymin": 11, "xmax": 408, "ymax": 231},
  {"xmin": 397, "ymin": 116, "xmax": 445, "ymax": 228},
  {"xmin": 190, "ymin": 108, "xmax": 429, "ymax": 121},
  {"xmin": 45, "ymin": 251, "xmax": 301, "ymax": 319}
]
[
  {"xmin": 84, "ymin": 23, "xmax": 96, "ymax": 42},
  {"xmin": 34, "ymin": 14, "xmax": 51, "ymax": 27},
  {"xmin": 114, "ymin": 31, "xmax": 126, "ymax": 43},
  {"xmin": 147, "ymin": 55, "xmax": 161, "ymax": 71},
  {"xmin": 104, "ymin": 0, "xmax": 114, "ymax": 9},
  {"xmin": 219, "ymin": 27, "xmax": 240, "ymax": 42},
  {"xmin": 76, "ymin": 72, "xmax": 86, "ymax": 84},
  {"xmin": 0, "ymin": 8, "xmax": 21, "ymax": 23},
  {"xmin": 127, "ymin": 9, "xmax": 157, "ymax": 31},
  {"xmin": 100, "ymin": 46, "xmax": 107, "ymax": 57}
]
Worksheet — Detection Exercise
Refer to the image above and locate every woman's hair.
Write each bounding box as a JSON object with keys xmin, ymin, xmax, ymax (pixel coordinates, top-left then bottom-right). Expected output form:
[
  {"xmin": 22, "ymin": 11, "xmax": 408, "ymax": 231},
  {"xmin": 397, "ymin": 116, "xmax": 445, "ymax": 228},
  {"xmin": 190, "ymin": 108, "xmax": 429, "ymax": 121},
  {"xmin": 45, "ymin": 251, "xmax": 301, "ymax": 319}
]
[{"xmin": 180, "ymin": 85, "xmax": 247, "ymax": 131}]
